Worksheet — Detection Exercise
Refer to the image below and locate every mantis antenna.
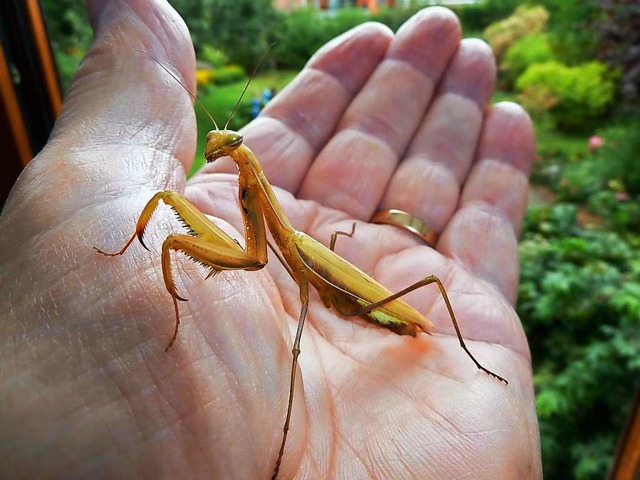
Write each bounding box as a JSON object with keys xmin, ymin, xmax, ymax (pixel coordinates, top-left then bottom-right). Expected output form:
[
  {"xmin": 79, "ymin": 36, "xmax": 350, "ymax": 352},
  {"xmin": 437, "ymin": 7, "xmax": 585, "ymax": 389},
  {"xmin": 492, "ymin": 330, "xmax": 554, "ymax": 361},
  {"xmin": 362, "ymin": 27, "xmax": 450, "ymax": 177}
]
[
  {"xmin": 133, "ymin": 49, "xmax": 220, "ymax": 130},
  {"xmin": 224, "ymin": 43, "xmax": 276, "ymax": 130},
  {"xmin": 135, "ymin": 44, "xmax": 275, "ymax": 132}
]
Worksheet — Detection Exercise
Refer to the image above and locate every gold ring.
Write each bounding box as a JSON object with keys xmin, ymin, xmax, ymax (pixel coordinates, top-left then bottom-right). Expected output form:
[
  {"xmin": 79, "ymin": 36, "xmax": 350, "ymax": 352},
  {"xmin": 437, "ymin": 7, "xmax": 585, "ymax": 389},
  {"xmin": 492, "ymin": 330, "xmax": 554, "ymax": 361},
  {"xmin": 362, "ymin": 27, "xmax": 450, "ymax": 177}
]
[{"xmin": 371, "ymin": 209, "xmax": 438, "ymax": 247}]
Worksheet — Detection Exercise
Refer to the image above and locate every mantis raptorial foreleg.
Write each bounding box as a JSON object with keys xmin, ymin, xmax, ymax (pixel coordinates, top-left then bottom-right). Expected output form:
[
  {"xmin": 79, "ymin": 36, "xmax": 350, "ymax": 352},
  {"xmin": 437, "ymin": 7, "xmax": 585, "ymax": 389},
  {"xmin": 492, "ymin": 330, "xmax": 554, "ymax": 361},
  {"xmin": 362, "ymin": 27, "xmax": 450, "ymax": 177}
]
[
  {"xmin": 96, "ymin": 56, "xmax": 508, "ymax": 480},
  {"xmin": 95, "ymin": 190, "xmax": 266, "ymax": 350}
]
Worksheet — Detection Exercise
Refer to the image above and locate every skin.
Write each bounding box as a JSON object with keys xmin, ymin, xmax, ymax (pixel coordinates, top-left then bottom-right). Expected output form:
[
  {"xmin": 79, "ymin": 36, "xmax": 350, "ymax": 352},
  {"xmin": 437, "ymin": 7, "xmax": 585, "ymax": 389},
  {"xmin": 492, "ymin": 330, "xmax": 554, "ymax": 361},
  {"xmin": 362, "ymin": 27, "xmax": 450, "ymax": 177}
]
[{"xmin": 0, "ymin": 0, "xmax": 541, "ymax": 479}]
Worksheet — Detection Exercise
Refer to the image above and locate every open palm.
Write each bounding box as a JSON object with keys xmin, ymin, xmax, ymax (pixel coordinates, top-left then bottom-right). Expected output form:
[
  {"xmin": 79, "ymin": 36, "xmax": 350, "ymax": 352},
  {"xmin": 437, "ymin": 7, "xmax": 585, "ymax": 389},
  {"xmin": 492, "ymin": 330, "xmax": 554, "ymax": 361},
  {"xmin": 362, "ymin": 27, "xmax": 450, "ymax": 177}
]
[{"xmin": 0, "ymin": 0, "xmax": 540, "ymax": 478}]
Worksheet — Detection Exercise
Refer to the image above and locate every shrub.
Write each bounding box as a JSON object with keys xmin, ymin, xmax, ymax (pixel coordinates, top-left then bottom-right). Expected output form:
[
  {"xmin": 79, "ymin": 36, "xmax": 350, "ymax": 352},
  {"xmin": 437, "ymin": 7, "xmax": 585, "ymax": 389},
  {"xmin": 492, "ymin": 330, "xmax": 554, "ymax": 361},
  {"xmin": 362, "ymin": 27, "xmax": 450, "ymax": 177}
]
[
  {"xmin": 483, "ymin": 4, "xmax": 549, "ymax": 59},
  {"xmin": 532, "ymin": 118, "xmax": 640, "ymax": 232},
  {"xmin": 274, "ymin": 8, "xmax": 370, "ymax": 70},
  {"xmin": 519, "ymin": 203, "xmax": 640, "ymax": 479},
  {"xmin": 593, "ymin": 1, "xmax": 640, "ymax": 106},
  {"xmin": 587, "ymin": 191, "xmax": 640, "ymax": 233},
  {"xmin": 200, "ymin": 45, "xmax": 229, "ymax": 68},
  {"xmin": 596, "ymin": 120, "xmax": 640, "ymax": 195},
  {"xmin": 374, "ymin": 5, "xmax": 421, "ymax": 32},
  {"xmin": 538, "ymin": 0, "xmax": 599, "ymax": 64},
  {"xmin": 54, "ymin": 50, "xmax": 84, "ymax": 91},
  {"xmin": 276, "ymin": 5, "xmax": 466, "ymax": 70},
  {"xmin": 454, "ymin": 0, "xmax": 523, "ymax": 33},
  {"xmin": 553, "ymin": 157, "xmax": 604, "ymax": 203},
  {"xmin": 273, "ymin": 9, "xmax": 327, "ymax": 69},
  {"xmin": 324, "ymin": 6, "xmax": 371, "ymax": 37},
  {"xmin": 501, "ymin": 33, "xmax": 555, "ymax": 87},
  {"xmin": 196, "ymin": 68, "xmax": 214, "ymax": 86},
  {"xmin": 180, "ymin": 0, "xmax": 280, "ymax": 71},
  {"xmin": 224, "ymin": 98, "xmax": 254, "ymax": 132},
  {"xmin": 212, "ymin": 65, "xmax": 246, "ymax": 85},
  {"xmin": 516, "ymin": 61, "xmax": 616, "ymax": 130}
]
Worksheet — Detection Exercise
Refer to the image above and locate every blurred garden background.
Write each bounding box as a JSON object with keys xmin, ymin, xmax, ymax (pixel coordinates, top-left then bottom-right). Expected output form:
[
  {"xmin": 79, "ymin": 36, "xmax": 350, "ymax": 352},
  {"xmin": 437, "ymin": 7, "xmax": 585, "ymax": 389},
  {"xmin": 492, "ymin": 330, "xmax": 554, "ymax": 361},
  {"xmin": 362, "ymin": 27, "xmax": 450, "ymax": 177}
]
[{"xmin": 41, "ymin": 1, "xmax": 640, "ymax": 478}]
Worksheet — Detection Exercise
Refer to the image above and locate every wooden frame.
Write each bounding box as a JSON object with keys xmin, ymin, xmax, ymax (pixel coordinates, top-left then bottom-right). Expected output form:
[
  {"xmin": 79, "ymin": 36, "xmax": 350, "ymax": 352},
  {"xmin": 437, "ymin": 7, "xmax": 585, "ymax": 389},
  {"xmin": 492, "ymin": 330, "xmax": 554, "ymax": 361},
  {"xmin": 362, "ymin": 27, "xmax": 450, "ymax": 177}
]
[
  {"xmin": 0, "ymin": 0, "xmax": 61, "ymax": 206},
  {"xmin": 610, "ymin": 389, "xmax": 640, "ymax": 480}
]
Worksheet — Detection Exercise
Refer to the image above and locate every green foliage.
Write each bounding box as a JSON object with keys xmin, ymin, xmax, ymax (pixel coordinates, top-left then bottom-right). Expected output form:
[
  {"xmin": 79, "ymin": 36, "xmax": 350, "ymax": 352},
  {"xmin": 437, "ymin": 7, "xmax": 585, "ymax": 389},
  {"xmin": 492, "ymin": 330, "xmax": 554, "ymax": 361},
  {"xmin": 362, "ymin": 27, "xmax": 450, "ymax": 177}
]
[
  {"xmin": 553, "ymin": 155, "xmax": 606, "ymax": 203},
  {"xmin": 587, "ymin": 191, "xmax": 640, "ymax": 232},
  {"xmin": 171, "ymin": 0, "xmax": 216, "ymax": 51},
  {"xmin": 373, "ymin": 5, "xmax": 422, "ymax": 32},
  {"xmin": 596, "ymin": 120, "xmax": 640, "ymax": 195},
  {"xmin": 452, "ymin": 0, "xmax": 523, "ymax": 32},
  {"xmin": 532, "ymin": 116, "xmax": 640, "ymax": 232},
  {"xmin": 172, "ymin": 0, "xmax": 280, "ymax": 71},
  {"xmin": 273, "ymin": 8, "xmax": 370, "ymax": 70},
  {"xmin": 594, "ymin": 1, "xmax": 640, "ymax": 107},
  {"xmin": 537, "ymin": 0, "xmax": 599, "ymax": 64},
  {"xmin": 323, "ymin": 7, "xmax": 373, "ymax": 34},
  {"xmin": 501, "ymin": 33, "xmax": 554, "ymax": 88},
  {"xmin": 200, "ymin": 45, "xmax": 228, "ymax": 68},
  {"xmin": 53, "ymin": 50, "xmax": 84, "ymax": 92},
  {"xmin": 41, "ymin": 0, "xmax": 92, "ymax": 52},
  {"xmin": 483, "ymin": 5, "xmax": 549, "ymax": 59},
  {"xmin": 273, "ymin": 9, "xmax": 331, "ymax": 70},
  {"xmin": 276, "ymin": 5, "xmax": 489, "ymax": 70},
  {"xmin": 211, "ymin": 65, "xmax": 246, "ymax": 85},
  {"xmin": 519, "ymin": 204, "xmax": 640, "ymax": 479},
  {"xmin": 516, "ymin": 61, "xmax": 616, "ymax": 130},
  {"xmin": 41, "ymin": 0, "xmax": 92, "ymax": 91}
]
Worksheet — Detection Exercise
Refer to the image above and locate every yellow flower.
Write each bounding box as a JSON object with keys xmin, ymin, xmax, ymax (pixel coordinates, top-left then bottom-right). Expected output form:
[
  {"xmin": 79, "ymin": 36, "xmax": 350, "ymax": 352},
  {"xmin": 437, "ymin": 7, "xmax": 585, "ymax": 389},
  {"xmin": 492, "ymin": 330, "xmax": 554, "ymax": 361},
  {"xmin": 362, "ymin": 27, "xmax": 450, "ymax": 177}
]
[{"xmin": 196, "ymin": 68, "xmax": 213, "ymax": 86}]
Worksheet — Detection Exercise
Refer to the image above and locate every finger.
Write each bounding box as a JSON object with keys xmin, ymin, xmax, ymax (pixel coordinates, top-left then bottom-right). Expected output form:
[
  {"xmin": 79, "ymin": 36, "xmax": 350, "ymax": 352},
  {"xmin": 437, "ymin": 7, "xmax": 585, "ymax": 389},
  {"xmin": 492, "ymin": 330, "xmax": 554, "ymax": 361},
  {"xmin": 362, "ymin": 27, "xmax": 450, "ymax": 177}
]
[
  {"xmin": 439, "ymin": 103, "xmax": 535, "ymax": 304},
  {"xmin": 298, "ymin": 7, "xmax": 461, "ymax": 219},
  {"xmin": 48, "ymin": 0, "xmax": 194, "ymax": 195},
  {"xmin": 195, "ymin": 22, "xmax": 393, "ymax": 192},
  {"xmin": 379, "ymin": 39, "xmax": 496, "ymax": 232}
]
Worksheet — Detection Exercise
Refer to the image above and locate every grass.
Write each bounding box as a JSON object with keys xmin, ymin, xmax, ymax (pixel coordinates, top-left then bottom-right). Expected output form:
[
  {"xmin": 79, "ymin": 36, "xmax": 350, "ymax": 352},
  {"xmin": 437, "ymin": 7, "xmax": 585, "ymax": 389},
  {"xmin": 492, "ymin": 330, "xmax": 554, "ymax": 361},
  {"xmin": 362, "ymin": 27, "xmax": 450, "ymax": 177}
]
[{"xmin": 190, "ymin": 69, "xmax": 298, "ymax": 176}]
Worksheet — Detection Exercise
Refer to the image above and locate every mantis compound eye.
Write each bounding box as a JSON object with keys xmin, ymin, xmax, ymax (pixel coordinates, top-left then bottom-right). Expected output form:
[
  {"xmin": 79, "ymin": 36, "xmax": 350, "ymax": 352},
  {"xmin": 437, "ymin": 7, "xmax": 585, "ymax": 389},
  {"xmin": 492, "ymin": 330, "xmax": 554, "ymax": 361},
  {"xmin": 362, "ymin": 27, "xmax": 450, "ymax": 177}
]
[
  {"xmin": 204, "ymin": 130, "xmax": 243, "ymax": 161},
  {"xmin": 223, "ymin": 131, "xmax": 243, "ymax": 149}
]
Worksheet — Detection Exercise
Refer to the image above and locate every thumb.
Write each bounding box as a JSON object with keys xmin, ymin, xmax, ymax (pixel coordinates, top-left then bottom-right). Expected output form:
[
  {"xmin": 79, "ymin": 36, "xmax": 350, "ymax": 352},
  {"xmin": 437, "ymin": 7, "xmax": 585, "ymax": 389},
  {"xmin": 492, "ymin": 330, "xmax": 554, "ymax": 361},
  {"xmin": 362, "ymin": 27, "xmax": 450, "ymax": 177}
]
[
  {"xmin": 4, "ymin": 0, "xmax": 196, "ymax": 232},
  {"xmin": 66, "ymin": 0, "xmax": 197, "ymax": 184}
]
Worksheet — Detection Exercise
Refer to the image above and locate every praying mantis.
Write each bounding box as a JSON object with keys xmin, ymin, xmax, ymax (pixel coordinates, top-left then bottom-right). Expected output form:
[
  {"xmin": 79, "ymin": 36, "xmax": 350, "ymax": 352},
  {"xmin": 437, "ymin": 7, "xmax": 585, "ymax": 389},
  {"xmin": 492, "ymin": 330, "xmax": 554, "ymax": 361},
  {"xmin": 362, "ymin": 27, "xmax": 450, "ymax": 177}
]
[{"xmin": 95, "ymin": 56, "xmax": 508, "ymax": 480}]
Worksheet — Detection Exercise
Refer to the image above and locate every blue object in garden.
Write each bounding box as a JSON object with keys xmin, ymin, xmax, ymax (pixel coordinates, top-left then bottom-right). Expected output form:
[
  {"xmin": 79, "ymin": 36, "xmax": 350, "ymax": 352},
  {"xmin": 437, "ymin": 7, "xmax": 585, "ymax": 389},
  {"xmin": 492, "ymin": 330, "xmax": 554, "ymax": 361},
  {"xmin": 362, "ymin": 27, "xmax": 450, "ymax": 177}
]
[
  {"xmin": 262, "ymin": 88, "xmax": 272, "ymax": 103},
  {"xmin": 251, "ymin": 98, "xmax": 260, "ymax": 119}
]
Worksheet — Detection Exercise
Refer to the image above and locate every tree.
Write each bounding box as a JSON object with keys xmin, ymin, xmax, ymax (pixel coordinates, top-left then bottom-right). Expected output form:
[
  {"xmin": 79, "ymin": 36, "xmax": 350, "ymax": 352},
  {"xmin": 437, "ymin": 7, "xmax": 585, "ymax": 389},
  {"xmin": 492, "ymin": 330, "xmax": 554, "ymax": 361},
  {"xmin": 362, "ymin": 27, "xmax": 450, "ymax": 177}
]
[
  {"xmin": 172, "ymin": 0, "xmax": 280, "ymax": 70},
  {"xmin": 593, "ymin": 0, "xmax": 640, "ymax": 105},
  {"xmin": 41, "ymin": 0, "xmax": 91, "ymax": 52}
]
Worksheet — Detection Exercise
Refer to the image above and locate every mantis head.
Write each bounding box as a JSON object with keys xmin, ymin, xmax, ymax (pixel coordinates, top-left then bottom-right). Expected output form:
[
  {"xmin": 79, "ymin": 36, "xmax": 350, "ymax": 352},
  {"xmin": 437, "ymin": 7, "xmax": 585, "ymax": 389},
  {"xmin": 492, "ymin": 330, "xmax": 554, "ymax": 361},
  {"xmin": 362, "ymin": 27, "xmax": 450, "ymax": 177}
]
[{"xmin": 204, "ymin": 130, "xmax": 244, "ymax": 162}]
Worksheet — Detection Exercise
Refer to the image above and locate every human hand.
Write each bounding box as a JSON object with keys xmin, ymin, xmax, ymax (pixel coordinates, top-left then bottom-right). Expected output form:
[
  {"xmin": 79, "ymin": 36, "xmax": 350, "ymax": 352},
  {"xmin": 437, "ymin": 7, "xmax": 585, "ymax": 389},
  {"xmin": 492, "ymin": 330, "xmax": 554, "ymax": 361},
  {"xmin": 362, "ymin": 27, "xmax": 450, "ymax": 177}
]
[{"xmin": 0, "ymin": 0, "xmax": 540, "ymax": 479}]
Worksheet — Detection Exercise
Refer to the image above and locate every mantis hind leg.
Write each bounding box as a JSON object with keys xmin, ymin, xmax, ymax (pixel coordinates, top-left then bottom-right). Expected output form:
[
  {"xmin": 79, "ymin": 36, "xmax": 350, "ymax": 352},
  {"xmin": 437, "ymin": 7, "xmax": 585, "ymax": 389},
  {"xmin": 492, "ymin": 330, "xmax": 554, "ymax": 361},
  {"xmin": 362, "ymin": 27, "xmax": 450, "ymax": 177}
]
[
  {"xmin": 329, "ymin": 222, "xmax": 356, "ymax": 251},
  {"xmin": 272, "ymin": 270, "xmax": 309, "ymax": 480},
  {"xmin": 352, "ymin": 275, "xmax": 508, "ymax": 385}
]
